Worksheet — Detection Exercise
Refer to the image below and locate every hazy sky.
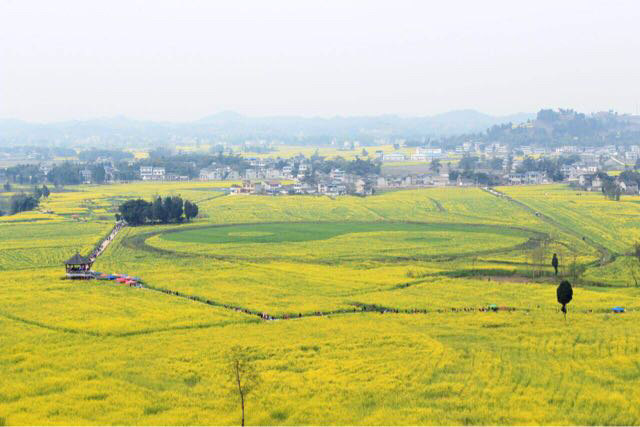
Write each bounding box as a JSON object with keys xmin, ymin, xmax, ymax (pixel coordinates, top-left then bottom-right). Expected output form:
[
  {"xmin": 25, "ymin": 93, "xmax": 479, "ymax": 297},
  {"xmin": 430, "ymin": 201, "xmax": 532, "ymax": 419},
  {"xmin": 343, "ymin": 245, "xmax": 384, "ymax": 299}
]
[{"xmin": 2, "ymin": 0, "xmax": 640, "ymax": 122}]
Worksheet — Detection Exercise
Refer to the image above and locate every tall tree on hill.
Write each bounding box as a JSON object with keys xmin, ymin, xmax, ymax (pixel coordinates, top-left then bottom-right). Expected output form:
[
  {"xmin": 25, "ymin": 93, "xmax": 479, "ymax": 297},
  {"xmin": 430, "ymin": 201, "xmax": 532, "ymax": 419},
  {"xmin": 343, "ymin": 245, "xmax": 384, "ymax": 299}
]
[{"xmin": 557, "ymin": 280, "xmax": 573, "ymax": 320}]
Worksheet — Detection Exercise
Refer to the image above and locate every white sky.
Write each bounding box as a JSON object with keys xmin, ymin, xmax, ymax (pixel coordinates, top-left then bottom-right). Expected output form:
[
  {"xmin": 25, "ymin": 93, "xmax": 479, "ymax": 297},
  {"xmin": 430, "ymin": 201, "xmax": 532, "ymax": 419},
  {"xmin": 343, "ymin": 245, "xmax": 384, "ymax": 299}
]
[{"xmin": 2, "ymin": 0, "xmax": 640, "ymax": 122}]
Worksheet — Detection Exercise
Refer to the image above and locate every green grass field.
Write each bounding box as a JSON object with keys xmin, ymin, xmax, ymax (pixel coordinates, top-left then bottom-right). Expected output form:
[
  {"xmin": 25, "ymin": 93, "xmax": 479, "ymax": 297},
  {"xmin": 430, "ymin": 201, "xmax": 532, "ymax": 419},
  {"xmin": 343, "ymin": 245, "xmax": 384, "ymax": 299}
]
[{"xmin": 1, "ymin": 183, "xmax": 639, "ymax": 425}]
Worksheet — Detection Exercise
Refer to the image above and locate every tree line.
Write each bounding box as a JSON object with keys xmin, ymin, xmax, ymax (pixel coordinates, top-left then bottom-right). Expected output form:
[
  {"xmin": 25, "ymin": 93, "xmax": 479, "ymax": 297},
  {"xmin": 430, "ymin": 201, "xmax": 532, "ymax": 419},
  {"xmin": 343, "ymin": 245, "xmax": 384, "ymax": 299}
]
[
  {"xmin": 0, "ymin": 185, "xmax": 50, "ymax": 216},
  {"xmin": 117, "ymin": 196, "xmax": 199, "ymax": 225}
]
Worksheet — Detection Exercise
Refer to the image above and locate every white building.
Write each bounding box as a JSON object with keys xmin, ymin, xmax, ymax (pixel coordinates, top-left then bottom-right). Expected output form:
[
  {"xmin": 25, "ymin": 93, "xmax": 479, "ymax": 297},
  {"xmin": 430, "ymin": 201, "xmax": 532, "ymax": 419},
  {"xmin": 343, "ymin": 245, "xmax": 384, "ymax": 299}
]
[
  {"xmin": 80, "ymin": 169, "xmax": 92, "ymax": 184},
  {"xmin": 140, "ymin": 166, "xmax": 165, "ymax": 181},
  {"xmin": 382, "ymin": 152, "xmax": 407, "ymax": 162},
  {"xmin": 199, "ymin": 168, "xmax": 224, "ymax": 181}
]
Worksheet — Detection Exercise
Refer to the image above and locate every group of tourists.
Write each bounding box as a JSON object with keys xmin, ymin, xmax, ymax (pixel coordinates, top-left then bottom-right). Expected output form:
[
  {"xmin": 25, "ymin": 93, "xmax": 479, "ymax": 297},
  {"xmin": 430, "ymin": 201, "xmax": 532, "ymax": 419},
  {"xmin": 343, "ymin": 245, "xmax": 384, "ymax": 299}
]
[{"xmin": 89, "ymin": 220, "xmax": 126, "ymax": 261}]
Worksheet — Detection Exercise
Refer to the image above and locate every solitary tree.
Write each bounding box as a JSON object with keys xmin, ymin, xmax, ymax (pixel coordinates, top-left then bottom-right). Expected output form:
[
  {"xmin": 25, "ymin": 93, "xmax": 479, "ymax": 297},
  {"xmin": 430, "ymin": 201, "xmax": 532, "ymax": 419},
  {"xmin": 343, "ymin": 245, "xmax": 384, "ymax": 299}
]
[
  {"xmin": 226, "ymin": 346, "xmax": 260, "ymax": 427},
  {"xmin": 41, "ymin": 184, "xmax": 50, "ymax": 198},
  {"xmin": 557, "ymin": 280, "xmax": 573, "ymax": 320},
  {"xmin": 430, "ymin": 158, "xmax": 441, "ymax": 174},
  {"xmin": 630, "ymin": 242, "xmax": 640, "ymax": 287}
]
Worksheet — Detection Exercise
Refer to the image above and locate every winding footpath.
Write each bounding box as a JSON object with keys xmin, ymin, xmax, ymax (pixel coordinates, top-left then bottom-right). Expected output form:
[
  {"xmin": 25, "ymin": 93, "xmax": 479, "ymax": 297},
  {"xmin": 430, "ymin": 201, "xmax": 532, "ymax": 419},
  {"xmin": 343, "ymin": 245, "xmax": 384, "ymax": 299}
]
[{"xmin": 84, "ymin": 212, "xmax": 615, "ymax": 321}]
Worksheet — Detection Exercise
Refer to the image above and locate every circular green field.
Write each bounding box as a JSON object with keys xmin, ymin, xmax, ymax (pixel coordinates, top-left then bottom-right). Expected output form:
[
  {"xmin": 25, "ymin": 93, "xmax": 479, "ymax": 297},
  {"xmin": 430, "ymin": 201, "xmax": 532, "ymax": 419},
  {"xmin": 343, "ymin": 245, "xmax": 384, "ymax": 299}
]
[
  {"xmin": 149, "ymin": 222, "xmax": 536, "ymax": 262},
  {"xmin": 160, "ymin": 222, "xmax": 466, "ymax": 244}
]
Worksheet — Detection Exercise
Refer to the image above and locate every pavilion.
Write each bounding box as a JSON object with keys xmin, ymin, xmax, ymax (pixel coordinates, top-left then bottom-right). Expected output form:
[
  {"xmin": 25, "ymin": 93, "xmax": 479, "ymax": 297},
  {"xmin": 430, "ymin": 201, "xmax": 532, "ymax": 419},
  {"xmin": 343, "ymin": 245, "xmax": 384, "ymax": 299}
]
[{"xmin": 64, "ymin": 252, "xmax": 94, "ymax": 279}]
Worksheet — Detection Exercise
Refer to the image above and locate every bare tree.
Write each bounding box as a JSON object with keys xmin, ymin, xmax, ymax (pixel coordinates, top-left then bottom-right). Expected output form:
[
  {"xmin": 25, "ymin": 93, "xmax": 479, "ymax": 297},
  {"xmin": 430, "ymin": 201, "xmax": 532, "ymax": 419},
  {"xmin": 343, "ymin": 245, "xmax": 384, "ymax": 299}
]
[
  {"xmin": 530, "ymin": 238, "xmax": 549, "ymax": 278},
  {"xmin": 630, "ymin": 242, "xmax": 640, "ymax": 287},
  {"xmin": 226, "ymin": 346, "xmax": 261, "ymax": 426}
]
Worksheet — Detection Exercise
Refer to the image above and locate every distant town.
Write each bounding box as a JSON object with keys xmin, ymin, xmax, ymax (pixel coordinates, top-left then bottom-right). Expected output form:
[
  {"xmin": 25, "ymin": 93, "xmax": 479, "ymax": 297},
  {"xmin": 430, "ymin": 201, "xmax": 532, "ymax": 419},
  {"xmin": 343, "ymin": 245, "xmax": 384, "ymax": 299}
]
[{"xmin": 2, "ymin": 109, "xmax": 640, "ymax": 199}]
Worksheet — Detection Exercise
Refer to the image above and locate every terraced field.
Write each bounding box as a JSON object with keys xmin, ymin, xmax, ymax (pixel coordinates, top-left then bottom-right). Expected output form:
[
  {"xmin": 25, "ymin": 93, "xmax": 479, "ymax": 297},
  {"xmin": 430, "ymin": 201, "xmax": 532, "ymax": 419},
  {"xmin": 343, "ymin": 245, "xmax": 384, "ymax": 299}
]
[{"xmin": 1, "ymin": 183, "xmax": 639, "ymax": 425}]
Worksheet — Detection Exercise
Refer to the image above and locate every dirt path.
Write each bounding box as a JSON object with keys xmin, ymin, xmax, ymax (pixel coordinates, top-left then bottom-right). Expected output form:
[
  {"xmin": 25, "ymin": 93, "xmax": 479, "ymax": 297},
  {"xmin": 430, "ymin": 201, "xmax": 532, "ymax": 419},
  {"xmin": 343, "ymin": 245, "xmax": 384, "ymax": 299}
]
[
  {"xmin": 482, "ymin": 187, "xmax": 615, "ymax": 264},
  {"xmin": 89, "ymin": 220, "xmax": 126, "ymax": 262}
]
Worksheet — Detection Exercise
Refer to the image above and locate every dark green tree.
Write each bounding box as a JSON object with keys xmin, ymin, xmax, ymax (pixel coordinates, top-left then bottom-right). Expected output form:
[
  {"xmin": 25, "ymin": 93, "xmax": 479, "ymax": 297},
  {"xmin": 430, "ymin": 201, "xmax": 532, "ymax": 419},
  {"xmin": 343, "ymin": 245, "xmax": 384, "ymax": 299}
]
[
  {"xmin": 118, "ymin": 199, "xmax": 152, "ymax": 225},
  {"xmin": 152, "ymin": 196, "xmax": 169, "ymax": 223},
  {"xmin": 9, "ymin": 194, "xmax": 39, "ymax": 215},
  {"xmin": 164, "ymin": 196, "xmax": 184, "ymax": 223},
  {"xmin": 430, "ymin": 158, "xmax": 442, "ymax": 174},
  {"xmin": 41, "ymin": 185, "xmax": 50, "ymax": 198},
  {"xmin": 91, "ymin": 164, "xmax": 106, "ymax": 184},
  {"xmin": 556, "ymin": 280, "xmax": 573, "ymax": 320},
  {"xmin": 184, "ymin": 200, "xmax": 199, "ymax": 221},
  {"xmin": 489, "ymin": 157, "xmax": 504, "ymax": 171}
]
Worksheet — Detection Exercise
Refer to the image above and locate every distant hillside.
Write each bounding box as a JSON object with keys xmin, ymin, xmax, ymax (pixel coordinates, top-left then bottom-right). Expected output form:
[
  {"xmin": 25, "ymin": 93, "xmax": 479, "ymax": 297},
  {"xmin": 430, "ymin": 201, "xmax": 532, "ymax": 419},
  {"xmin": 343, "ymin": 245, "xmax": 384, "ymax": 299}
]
[
  {"xmin": 483, "ymin": 109, "xmax": 640, "ymax": 146},
  {"xmin": 0, "ymin": 110, "xmax": 535, "ymax": 147}
]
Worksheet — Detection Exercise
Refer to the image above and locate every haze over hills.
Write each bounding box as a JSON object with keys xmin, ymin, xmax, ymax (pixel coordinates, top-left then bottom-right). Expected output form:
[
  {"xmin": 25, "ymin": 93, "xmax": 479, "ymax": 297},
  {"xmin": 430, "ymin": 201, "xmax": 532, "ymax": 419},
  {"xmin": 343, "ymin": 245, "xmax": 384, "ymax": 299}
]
[{"xmin": 0, "ymin": 110, "xmax": 534, "ymax": 146}]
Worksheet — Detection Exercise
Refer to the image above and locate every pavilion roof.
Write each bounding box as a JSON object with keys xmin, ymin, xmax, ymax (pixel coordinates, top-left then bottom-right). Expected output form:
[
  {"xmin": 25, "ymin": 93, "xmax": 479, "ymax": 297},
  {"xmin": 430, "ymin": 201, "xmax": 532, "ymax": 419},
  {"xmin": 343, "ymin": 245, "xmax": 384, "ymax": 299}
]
[{"xmin": 64, "ymin": 253, "xmax": 92, "ymax": 265}]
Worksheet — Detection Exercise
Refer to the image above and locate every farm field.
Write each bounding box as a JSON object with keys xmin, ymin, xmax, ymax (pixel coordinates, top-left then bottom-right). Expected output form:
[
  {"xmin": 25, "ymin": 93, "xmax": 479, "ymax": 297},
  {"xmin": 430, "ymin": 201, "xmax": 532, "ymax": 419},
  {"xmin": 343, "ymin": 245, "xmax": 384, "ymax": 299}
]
[{"xmin": 1, "ymin": 182, "xmax": 639, "ymax": 425}]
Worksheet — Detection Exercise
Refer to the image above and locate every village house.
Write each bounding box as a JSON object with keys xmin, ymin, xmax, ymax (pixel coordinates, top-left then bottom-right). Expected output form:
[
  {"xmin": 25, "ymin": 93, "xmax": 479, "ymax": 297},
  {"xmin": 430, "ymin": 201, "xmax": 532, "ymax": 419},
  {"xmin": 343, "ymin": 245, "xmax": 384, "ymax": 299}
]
[
  {"xmin": 524, "ymin": 171, "xmax": 546, "ymax": 184},
  {"xmin": 330, "ymin": 169, "xmax": 346, "ymax": 182},
  {"xmin": 382, "ymin": 152, "xmax": 406, "ymax": 162},
  {"xmin": 140, "ymin": 166, "xmax": 165, "ymax": 181},
  {"xmin": 199, "ymin": 168, "xmax": 224, "ymax": 181},
  {"xmin": 265, "ymin": 168, "xmax": 282, "ymax": 179},
  {"xmin": 39, "ymin": 163, "xmax": 52, "ymax": 175},
  {"xmin": 80, "ymin": 168, "xmax": 92, "ymax": 184},
  {"xmin": 165, "ymin": 173, "xmax": 189, "ymax": 181},
  {"xmin": 244, "ymin": 169, "xmax": 259, "ymax": 180},
  {"xmin": 225, "ymin": 170, "xmax": 241, "ymax": 180},
  {"xmin": 104, "ymin": 165, "xmax": 117, "ymax": 183}
]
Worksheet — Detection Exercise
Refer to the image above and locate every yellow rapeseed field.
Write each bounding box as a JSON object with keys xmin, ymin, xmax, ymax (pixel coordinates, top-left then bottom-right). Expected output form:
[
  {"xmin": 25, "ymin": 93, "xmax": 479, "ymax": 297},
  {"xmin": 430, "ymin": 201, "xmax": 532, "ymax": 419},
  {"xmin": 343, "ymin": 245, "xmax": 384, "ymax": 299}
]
[{"xmin": 1, "ymin": 182, "xmax": 639, "ymax": 425}]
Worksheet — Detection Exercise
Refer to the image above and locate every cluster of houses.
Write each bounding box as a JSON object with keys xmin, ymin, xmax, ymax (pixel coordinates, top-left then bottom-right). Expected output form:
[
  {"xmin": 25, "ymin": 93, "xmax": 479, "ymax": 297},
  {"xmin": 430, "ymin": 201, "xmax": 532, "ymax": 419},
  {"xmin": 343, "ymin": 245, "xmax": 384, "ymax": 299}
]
[
  {"xmin": 139, "ymin": 166, "xmax": 188, "ymax": 181},
  {"xmin": 226, "ymin": 176, "xmax": 372, "ymax": 197},
  {"xmin": 577, "ymin": 174, "xmax": 639, "ymax": 194},
  {"xmin": 378, "ymin": 147, "xmax": 444, "ymax": 162},
  {"xmin": 10, "ymin": 140, "xmax": 639, "ymax": 197},
  {"xmin": 378, "ymin": 143, "xmax": 640, "ymax": 166},
  {"xmin": 195, "ymin": 157, "xmax": 372, "ymax": 196}
]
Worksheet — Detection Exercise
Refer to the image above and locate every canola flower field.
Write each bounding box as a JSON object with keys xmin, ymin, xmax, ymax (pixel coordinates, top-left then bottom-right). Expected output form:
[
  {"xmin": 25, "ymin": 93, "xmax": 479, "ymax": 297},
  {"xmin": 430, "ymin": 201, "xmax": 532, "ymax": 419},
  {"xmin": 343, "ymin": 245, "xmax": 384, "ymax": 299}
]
[{"xmin": 1, "ymin": 182, "xmax": 640, "ymax": 425}]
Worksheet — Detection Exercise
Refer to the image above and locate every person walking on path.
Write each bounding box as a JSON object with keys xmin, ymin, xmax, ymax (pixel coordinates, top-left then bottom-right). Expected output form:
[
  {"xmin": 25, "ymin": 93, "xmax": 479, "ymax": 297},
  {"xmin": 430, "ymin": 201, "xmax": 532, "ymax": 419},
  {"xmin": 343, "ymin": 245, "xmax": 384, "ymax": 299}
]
[{"xmin": 552, "ymin": 253, "xmax": 559, "ymax": 276}]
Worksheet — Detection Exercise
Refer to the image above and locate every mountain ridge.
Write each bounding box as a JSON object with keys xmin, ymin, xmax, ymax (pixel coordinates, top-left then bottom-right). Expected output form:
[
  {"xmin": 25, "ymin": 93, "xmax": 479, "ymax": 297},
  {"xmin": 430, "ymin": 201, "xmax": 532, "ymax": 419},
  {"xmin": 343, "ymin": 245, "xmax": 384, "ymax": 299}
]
[{"xmin": 0, "ymin": 109, "xmax": 536, "ymax": 146}]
